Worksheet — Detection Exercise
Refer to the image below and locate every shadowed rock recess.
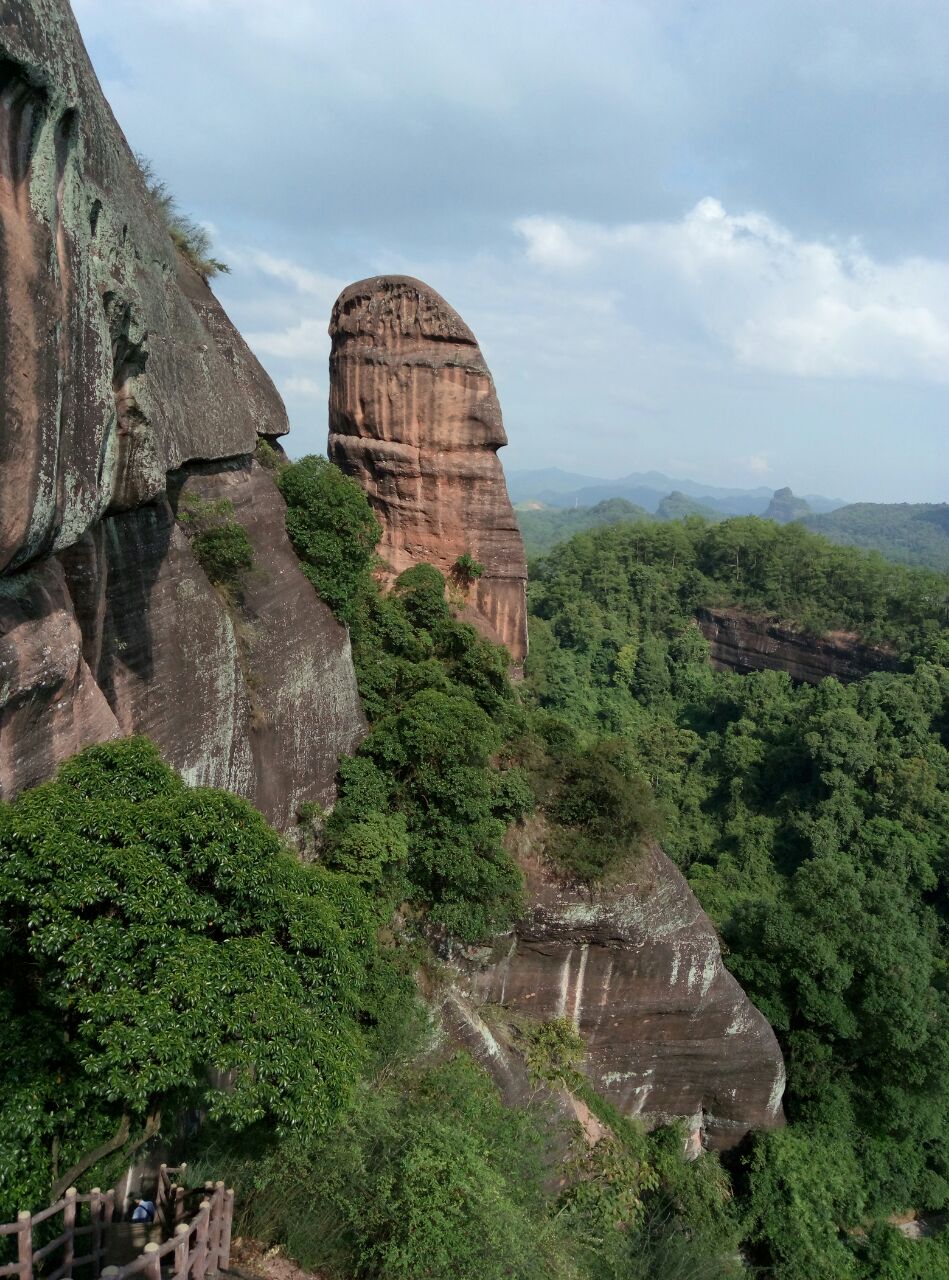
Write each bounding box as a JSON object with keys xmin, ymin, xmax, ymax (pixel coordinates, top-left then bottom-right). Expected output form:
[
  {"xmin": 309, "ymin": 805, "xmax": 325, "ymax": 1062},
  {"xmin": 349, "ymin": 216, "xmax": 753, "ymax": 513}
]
[
  {"xmin": 328, "ymin": 275, "xmax": 529, "ymax": 662},
  {"xmin": 456, "ymin": 830, "xmax": 785, "ymax": 1151},
  {"xmin": 0, "ymin": 0, "xmax": 364, "ymax": 823}
]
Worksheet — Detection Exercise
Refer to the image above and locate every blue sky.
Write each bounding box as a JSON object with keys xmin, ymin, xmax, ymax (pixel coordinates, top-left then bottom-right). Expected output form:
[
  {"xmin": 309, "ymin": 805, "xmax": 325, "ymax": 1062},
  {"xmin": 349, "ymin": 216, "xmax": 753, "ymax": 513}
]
[{"xmin": 73, "ymin": 0, "xmax": 948, "ymax": 502}]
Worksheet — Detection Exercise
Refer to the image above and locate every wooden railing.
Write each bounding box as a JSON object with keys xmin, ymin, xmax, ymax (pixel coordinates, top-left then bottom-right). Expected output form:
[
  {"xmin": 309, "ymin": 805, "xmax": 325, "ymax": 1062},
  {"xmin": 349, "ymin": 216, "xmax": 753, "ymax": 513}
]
[{"xmin": 0, "ymin": 1167, "xmax": 234, "ymax": 1280}]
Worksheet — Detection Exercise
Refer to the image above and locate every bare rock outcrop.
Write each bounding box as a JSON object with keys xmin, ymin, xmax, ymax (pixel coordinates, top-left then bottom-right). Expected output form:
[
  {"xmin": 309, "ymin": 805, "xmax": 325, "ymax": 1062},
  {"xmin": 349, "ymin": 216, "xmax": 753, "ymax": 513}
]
[
  {"xmin": 456, "ymin": 828, "xmax": 786, "ymax": 1152},
  {"xmin": 0, "ymin": 0, "xmax": 364, "ymax": 820},
  {"xmin": 696, "ymin": 606, "xmax": 899, "ymax": 684},
  {"xmin": 328, "ymin": 275, "xmax": 528, "ymax": 662}
]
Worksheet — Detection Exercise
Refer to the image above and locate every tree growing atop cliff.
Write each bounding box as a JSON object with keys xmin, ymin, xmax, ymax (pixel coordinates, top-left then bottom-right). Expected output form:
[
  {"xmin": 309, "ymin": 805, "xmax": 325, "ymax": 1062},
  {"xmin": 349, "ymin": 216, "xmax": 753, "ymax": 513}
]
[{"xmin": 0, "ymin": 739, "xmax": 402, "ymax": 1215}]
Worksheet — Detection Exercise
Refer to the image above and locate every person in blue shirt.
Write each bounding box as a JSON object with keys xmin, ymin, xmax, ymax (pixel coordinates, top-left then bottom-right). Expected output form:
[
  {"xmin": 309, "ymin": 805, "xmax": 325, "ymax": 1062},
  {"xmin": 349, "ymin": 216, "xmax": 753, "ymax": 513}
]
[{"xmin": 131, "ymin": 1199, "xmax": 156, "ymax": 1223}]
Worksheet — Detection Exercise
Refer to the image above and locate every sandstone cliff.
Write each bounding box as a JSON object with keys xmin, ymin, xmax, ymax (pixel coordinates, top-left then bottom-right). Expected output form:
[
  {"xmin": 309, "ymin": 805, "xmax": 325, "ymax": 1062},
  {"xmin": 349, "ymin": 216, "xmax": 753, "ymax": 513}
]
[
  {"xmin": 696, "ymin": 606, "xmax": 899, "ymax": 684},
  {"xmin": 0, "ymin": 0, "xmax": 364, "ymax": 823},
  {"xmin": 328, "ymin": 275, "xmax": 528, "ymax": 662},
  {"xmin": 455, "ymin": 825, "xmax": 785, "ymax": 1152}
]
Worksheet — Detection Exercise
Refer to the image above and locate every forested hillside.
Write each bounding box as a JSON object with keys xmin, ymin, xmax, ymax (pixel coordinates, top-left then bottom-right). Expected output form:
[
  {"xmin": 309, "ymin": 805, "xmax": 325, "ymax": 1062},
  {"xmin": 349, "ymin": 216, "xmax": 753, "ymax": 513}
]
[
  {"xmin": 526, "ymin": 517, "xmax": 949, "ymax": 1276},
  {"xmin": 516, "ymin": 498, "xmax": 652, "ymax": 556},
  {"xmin": 802, "ymin": 502, "xmax": 949, "ymax": 572},
  {"xmin": 4, "ymin": 467, "xmax": 948, "ymax": 1279}
]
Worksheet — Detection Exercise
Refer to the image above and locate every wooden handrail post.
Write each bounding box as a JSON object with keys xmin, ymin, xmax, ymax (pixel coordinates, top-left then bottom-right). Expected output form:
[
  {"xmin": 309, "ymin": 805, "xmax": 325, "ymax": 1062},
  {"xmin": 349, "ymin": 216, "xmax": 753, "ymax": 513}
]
[
  {"xmin": 101, "ymin": 1267, "xmax": 119, "ymax": 1280},
  {"xmin": 102, "ymin": 1191, "xmax": 115, "ymax": 1234},
  {"xmin": 173, "ymin": 1184, "xmax": 185, "ymax": 1229},
  {"xmin": 90, "ymin": 1189, "xmax": 102, "ymax": 1280},
  {"xmin": 16, "ymin": 1210, "xmax": 32, "ymax": 1280},
  {"xmin": 173, "ymin": 1223, "xmax": 189, "ymax": 1280},
  {"xmin": 219, "ymin": 1190, "xmax": 234, "ymax": 1273},
  {"xmin": 62, "ymin": 1187, "xmax": 77, "ymax": 1277},
  {"xmin": 209, "ymin": 1183, "xmax": 226, "ymax": 1275},
  {"xmin": 157, "ymin": 1166, "xmax": 168, "ymax": 1228},
  {"xmin": 192, "ymin": 1201, "xmax": 211, "ymax": 1280},
  {"xmin": 143, "ymin": 1241, "xmax": 161, "ymax": 1280},
  {"xmin": 174, "ymin": 1164, "xmax": 188, "ymax": 1228}
]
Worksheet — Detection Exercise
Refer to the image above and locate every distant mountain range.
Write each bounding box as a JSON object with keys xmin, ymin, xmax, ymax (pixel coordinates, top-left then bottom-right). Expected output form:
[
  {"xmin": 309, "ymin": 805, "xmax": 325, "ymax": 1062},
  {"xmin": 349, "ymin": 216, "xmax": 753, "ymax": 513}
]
[
  {"xmin": 510, "ymin": 471, "xmax": 949, "ymax": 571},
  {"xmin": 506, "ymin": 468, "xmax": 846, "ymax": 516}
]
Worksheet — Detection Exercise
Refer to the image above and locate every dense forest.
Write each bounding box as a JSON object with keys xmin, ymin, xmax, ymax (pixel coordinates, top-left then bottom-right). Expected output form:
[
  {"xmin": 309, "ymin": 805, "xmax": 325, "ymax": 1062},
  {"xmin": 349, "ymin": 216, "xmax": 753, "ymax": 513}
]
[
  {"xmin": 516, "ymin": 498, "xmax": 653, "ymax": 556},
  {"xmin": 525, "ymin": 517, "xmax": 949, "ymax": 1276},
  {"xmin": 802, "ymin": 502, "xmax": 949, "ymax": 573},
  {"xmin": 3, "ymin": 461, "xmax": 948, "ymax": 1279},
  {"xmin": 518, "ymin": 496, "xmax": 949, "ymax": 572}
]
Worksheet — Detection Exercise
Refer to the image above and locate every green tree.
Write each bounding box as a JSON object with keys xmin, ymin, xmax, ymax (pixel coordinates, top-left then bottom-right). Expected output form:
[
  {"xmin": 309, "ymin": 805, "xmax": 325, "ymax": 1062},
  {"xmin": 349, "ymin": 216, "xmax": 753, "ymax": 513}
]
[{"xmin": 0, "ymin": 739, "xmax": 395, "ymax": 1213}]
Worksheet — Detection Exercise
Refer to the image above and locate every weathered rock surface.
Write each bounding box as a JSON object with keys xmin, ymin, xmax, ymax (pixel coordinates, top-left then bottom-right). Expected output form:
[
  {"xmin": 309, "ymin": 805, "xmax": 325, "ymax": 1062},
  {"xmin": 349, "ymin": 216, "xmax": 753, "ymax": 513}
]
[
  {"xmin": 456, "ymin": 827, "xmax": 786, "ymax": 1151},
  {"xmin": 54, "ymin": 459, "xmax": 365, "ymax": 828},
  {"xmin": 328, "ymin": 275, "xmax": 528, "ymax": 662},
  {"xmin": 0, "ymin": 0, "xmax": 364, "ymax": 821},
  {"xmin": 696, "ymin": 606, "xmax": 899, "ymax": 684},
  {"xmin": 0, "ymin": 0, "xmax": 289, "ymax": 574},
  {"xmin": 0, "ymin": 556, "xmax": 119, "ymax": 796}
]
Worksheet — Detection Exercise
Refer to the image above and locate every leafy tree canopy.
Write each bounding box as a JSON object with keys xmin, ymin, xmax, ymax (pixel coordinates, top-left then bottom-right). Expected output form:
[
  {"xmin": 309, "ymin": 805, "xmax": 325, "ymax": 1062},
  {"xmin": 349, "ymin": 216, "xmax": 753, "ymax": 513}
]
[{"xmin": 0, "ymin": 739, "xmax": 399, "ymax": 1214}]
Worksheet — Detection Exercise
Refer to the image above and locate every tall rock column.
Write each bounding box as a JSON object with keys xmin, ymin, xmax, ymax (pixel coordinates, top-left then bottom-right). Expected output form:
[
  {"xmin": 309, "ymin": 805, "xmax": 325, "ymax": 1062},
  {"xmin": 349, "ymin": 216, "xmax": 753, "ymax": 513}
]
[{"xmin": 328, "ymin": 275, "xmax": 528, "ymax": 662}]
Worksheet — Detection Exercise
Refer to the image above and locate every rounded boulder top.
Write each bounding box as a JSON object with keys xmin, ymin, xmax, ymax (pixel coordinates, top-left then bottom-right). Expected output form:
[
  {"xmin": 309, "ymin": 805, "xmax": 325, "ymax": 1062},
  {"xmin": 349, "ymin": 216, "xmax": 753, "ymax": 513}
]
[{"xmin": 329, "ymin": 275, "xmax": 477, "ymax": 345}]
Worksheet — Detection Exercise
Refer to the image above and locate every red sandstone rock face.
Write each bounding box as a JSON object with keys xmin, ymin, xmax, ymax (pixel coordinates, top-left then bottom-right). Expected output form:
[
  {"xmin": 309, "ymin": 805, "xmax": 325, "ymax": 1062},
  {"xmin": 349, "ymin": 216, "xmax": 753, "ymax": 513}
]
[
  {"xmin": 696, "ymin": 606, "xmax": 899, "ymax": 684},
  {"xmin": 328, "ymin": 275, "xmax": 528, "ymax": 662},
  {"xmin": 0, "ymin": 1, "xmax": 364, "ymax": 821},
  {"xmin": 0, "ymin": 557, "xmax": 120, "ymax": 795},
  {"xmin": 456, "ymin": 827, "xmax": 786, "ymax": 1152},
  {"xmin": 0, "ymin": 1, "xmax": 289, "ymax": 573},
  {"xmin": 53, "ymin": 460, "xmax": 365, "ymax": 829}
]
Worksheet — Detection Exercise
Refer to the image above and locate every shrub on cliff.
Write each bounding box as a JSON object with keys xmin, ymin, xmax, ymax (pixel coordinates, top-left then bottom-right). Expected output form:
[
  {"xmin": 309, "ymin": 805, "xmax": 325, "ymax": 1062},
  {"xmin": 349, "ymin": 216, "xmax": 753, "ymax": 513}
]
[
  {"xmin": 178, "ymin": 494, "xmax": 254, "ymax": 597},
  {"xmin": 452, "ymin": 552, "xmax": 485, "ymax": 586},
  {"xmin": 137, "ymin": 154, "xmax": 229, "ymax": 280},
  {"xmin": 543, "ymin": 737, "xmax": 664, "ymax": 882},
  {"xmin": 0, "ymin": 739, "xmax": 404, "ymax": 1215},
  {"xmin": 277, "ymin": 456, "xmax": 381, "ymax": 625}
]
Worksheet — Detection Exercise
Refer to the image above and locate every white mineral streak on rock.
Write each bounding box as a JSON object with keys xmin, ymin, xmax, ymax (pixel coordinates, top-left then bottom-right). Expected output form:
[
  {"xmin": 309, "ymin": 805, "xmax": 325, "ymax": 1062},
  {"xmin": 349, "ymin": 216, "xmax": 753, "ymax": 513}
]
[
  {"xmin": 767, "ymin": 1062, "xmax": 787, "ymax": 1119},
  {"xmin": 446, "ymin": 992, "xmax": 505, "ymax": 1061},
  {"xmin": 556, "ymin": 950, "xmax": 572, "ymax": 1019},
  {"xmin": 571, "ymin": 943, "xmax": 589, "ymax": 1028}
]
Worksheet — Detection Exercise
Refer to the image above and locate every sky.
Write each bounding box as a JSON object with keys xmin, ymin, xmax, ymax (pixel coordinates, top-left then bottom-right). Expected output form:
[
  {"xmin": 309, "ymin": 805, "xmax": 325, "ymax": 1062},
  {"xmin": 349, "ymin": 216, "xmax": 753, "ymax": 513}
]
[{"xmin": 72, "ymin": 0, "xmax": 949, "ymax": 503}]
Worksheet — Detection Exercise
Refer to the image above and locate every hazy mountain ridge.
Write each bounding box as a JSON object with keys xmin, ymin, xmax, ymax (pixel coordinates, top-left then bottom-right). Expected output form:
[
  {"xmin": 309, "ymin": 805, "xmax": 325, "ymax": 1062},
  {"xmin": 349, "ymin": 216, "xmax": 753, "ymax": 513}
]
[
  {"xmin": 508, "ymin": 467, "xmax": 845, "ymax": 515},
  {"xmin": 514, "ymin": 470, "xmax": 948, "ymax": 571}
]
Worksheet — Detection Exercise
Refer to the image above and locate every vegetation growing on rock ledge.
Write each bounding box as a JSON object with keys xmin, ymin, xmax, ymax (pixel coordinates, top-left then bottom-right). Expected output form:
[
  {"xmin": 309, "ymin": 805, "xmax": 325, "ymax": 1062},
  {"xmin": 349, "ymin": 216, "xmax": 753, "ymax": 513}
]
[
  {"xmin": 137, "ymin": 154, "xmax": 230, "ymax": 280},
  {"xmin": 178, "ymin": 494, "xmax": 254, "ymax": 598}
]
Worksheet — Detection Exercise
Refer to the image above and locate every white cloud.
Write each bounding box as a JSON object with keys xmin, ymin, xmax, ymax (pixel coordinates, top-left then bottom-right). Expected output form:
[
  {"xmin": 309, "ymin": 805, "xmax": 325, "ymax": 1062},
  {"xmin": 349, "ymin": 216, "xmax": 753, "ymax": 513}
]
[
  {"xmin": 236, "ymin": 249, "xmax": 343, "ymax": 303},
  {"xmin": 747, "ymin": 454, "xmax": 771, "ymax": 475},
  {"xmin": 514, "ymin": 199, "xmax": 949, "ymax": 384},
  {"xmin": 283, "ymin": 375, "xmax": 323, "ymax": 398},
  {"xmin": 244, "ymin": 317, "xmax": 326, "ymax": 360},
  {"xmin": 514, "ymin": 217, "xmax": 592, "ymax": 270}
]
